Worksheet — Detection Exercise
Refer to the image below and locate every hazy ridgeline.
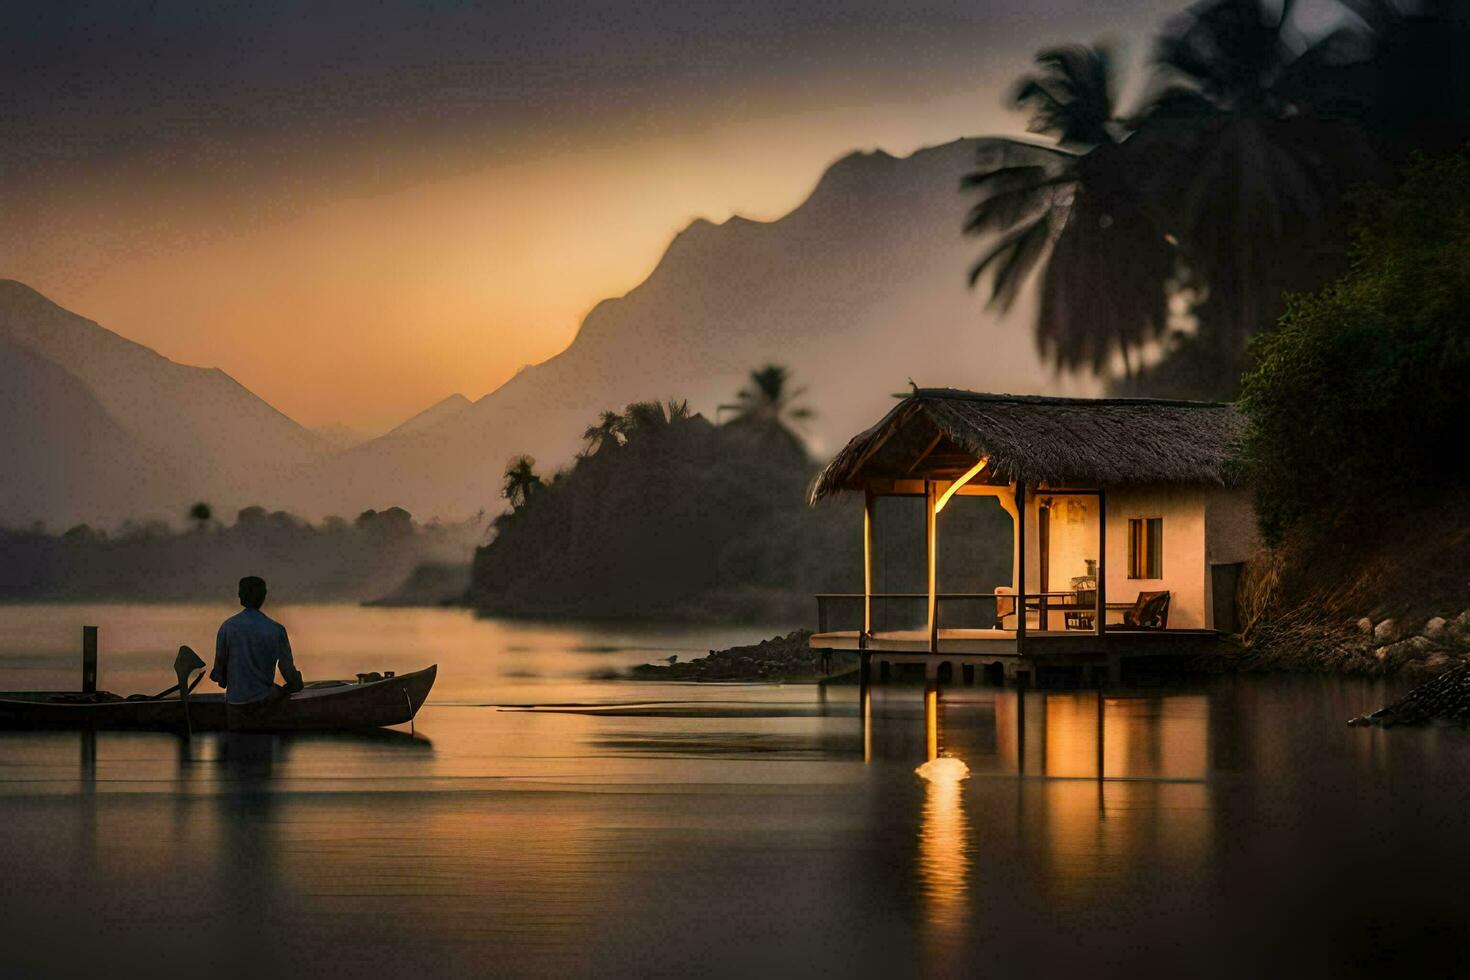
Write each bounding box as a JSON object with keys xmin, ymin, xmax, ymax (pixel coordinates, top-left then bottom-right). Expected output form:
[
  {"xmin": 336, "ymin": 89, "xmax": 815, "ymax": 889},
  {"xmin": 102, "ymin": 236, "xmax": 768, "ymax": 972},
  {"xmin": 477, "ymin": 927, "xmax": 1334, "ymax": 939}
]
[{"xmin": 0, "ymin": 506, "xmax": 483, "ymax": 603}]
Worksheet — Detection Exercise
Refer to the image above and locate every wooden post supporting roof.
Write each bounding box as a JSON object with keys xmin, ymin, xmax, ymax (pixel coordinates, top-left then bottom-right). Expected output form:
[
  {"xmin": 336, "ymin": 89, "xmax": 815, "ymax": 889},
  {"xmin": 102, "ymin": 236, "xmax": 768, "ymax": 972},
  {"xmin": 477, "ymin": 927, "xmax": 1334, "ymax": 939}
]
[
  {"xmin": 1097, "ymin": 489, "xmax": 1107, "ymax": 638},
  {"xmin": 82, "ymin": 625, "xmax": 97, "ymax": 694},
  {"xmin": 862, "ymin": 488, "xmax": 874, "ymax": 648},
  {"xmin": 926, "ymin": 480, "xmax": 938, "ymax": 654},
  {"xmin": 1016, "ymin": 482, "xmax": 1027, "ymax": 656}
]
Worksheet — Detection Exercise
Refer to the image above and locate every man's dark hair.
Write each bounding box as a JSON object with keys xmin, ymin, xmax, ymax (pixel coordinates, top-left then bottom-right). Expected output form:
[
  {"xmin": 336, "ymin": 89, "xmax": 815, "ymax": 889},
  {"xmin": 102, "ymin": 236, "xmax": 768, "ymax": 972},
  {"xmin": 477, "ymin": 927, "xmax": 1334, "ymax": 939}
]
[{"xmin": 238, "ymin": 576, "xmax": 268, "ymax": 609}]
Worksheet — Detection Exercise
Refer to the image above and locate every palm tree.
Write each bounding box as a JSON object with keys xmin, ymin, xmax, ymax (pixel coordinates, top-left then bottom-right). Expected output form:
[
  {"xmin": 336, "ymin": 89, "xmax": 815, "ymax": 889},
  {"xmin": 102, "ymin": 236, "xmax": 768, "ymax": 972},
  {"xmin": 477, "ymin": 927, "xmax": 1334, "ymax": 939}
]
[
  {"xmin": 964, "ymin": 44, "xmax": 1177, "ymax": 379},
  {"xmin": 965, "ymin": 0, "xmax": 1387, "ymax": 394},
  {"xmin": 581, "ymin": 410, "xmax": 624, "ymax": 455},
  {"xmin": 1124, "ymin": 0, "xmax": 1381, "ymax": 374},
  {"xmin": 187, "ymin": 501, "xmax": 212, "ymax": 532},
  {"xmin": 719, "ymin": 365, "xmax": 814, "ymax": 438},
  {"xmin": 501, "ymin": 455, "xmax": 542, "ymax": 511},
  {"xmin": 620, "ymin": 400, "xmax": 676, "ymax": 441},
  {"xmin": 1012, "ymin": 42, "xmax": 1120, "ymax": 149}
]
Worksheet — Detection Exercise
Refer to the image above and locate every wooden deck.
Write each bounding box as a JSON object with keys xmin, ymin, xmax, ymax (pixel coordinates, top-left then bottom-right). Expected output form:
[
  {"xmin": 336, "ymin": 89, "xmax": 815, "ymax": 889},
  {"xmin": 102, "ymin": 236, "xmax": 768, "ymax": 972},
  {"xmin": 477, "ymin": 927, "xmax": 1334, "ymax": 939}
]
[{"xmin": 811, "ymin": 627, "xmax": 1224, "ymax": 683}]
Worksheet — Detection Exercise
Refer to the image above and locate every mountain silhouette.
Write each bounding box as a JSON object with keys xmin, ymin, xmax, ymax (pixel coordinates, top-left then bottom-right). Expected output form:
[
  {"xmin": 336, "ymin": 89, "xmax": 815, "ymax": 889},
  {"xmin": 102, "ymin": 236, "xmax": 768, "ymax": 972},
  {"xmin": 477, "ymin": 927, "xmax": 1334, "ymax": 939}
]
[
  {"xmin": 378, "ymin": 392, "xmax": 472, "ymax": 441},
  {"xmin": 3, "ymin": 138, "xmax": 1094, "ymax": 526},
  {"xmin": 286, "ymin": 137, "xmax": 1093, "ymax": 520},
  {"xmin": 0, "ymin": 336, "xmax": 176, "ymax": 526},
  {"xmin": 0, "ymin": 279, "xmax": 328, "ymax": 525}
]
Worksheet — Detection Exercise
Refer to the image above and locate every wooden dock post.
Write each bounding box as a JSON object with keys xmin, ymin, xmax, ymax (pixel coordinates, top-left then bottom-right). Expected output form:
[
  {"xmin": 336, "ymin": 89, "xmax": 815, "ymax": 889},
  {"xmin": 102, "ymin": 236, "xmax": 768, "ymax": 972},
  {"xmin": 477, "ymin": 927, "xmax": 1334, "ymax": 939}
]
[
  {"xmin": 81, "ymin": 625, "xmax": 98, "ymax": 694},
  {"xmin": 925, "ymin": 481, "xmax": 938, "ymax": 654}
]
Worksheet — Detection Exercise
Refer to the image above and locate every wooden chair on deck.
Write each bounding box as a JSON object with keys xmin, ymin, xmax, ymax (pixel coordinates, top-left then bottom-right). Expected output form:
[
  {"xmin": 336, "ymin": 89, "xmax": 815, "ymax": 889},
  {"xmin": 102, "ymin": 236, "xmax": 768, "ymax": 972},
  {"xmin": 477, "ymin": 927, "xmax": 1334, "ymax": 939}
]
[
  {"xmin": 1116, "ymin": 590, "xmax": 1171, "ymax": 629},
  {"xmin": 994, "ymin": 587, "xmax": 1014, "ymax": 629},
  {"xmin": 994, "ymin": 587, "xmax": 1039, "ymax": 631}
]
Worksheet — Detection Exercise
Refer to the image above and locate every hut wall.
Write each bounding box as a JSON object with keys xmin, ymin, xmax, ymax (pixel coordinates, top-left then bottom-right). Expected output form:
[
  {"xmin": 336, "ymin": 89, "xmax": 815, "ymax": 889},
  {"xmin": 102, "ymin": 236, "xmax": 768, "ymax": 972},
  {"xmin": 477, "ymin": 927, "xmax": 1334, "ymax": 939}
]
[
  {"xmin": 1203, "ymin": 487, "xmax": 1259, "ymax": 631},
  {"xmin": 1104, "ymin": 485, "xmax": 1208, "ymax": 629},
  {"xmin": 1205, "ymin": 487, "xmax": 1259, "ymax": 565}
]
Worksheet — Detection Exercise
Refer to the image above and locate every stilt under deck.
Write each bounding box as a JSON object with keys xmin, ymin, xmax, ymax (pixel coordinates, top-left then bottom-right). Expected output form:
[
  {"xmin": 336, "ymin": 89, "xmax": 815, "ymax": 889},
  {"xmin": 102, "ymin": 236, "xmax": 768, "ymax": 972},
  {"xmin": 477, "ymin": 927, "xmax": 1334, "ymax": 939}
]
[{"xmin": 813, "ymin": 628, "xmax": 1223, "ymax": 685}]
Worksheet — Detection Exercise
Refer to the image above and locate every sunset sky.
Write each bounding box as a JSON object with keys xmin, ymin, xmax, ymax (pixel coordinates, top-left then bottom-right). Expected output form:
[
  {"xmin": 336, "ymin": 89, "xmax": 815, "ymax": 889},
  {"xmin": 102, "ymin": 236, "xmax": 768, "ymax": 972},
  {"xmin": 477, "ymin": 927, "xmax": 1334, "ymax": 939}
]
[{"xmin": 3, "ymin": 0, "xmax": 1180, "ymax": 433}]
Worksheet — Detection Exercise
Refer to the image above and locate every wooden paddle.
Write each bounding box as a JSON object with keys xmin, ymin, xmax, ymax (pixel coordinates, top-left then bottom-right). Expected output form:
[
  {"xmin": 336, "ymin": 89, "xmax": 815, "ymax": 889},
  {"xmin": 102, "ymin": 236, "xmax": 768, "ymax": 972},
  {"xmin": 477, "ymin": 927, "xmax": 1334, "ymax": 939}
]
[{"xmin": 173, "ymin": 645, "xmax": 206, "ymax": 735}]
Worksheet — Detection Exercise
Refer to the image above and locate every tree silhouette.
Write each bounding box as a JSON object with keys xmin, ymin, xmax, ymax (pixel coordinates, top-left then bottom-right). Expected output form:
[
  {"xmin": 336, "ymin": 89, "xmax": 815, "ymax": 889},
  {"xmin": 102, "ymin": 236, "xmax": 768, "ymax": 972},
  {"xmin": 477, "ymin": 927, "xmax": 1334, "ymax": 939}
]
[
  {"xmin": 1123, "ymin": 0, "xmax": 1380, "ymax": 381},
  {"xmin": 720, "ymin": 365, "xmax": 814, "ymax": 440},
  {"xmin": 964, "ymin": 43, "xmax": 1175, "ymax": 381},
  {"xmin": 187, "ymin": 501, "xmax": 213, "ymax": 532},
  {"xmin": 962, "ymin": 0, "xmax": 1437, "ymax": 397},
  {"xmin": 502, "ymin": 455, "xmax": 543, "ymax": 511},
  {"xmin": 620, "ymin": 400, "xmax": 682, "ymax": 441},
  {"xmin": 581, "ymin": 410, "xmax": 625, "ymax": 455}
]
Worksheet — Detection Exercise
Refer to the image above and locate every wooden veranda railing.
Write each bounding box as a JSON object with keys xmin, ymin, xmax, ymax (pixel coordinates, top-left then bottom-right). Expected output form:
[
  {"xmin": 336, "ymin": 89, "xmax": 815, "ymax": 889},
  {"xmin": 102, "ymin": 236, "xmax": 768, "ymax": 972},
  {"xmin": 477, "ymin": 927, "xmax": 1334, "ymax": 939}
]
[
  {"xmin": 814, "ymin": 591, "xmax": 1106, "ymax": 640},
  {"xmin": 815, "ymin": 592, "xmax": 1006, "ymax": 634}
]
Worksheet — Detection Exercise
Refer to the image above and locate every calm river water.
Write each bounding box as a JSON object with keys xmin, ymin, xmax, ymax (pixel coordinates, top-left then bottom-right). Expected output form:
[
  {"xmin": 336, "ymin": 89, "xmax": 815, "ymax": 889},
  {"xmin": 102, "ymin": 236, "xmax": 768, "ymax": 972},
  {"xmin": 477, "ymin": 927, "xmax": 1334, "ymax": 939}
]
[{"xmin": 0, "ymin": 603, "xmax": 1465, "ymax": 978}]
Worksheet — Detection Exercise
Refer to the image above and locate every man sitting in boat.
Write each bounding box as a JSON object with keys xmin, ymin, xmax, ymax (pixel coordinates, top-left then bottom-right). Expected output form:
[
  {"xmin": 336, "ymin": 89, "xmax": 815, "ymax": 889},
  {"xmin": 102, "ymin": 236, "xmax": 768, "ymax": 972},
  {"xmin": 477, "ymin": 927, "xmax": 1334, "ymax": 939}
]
[{"xmin": 211, "ymin": 576, "xmax": 304, "ymax": 727}]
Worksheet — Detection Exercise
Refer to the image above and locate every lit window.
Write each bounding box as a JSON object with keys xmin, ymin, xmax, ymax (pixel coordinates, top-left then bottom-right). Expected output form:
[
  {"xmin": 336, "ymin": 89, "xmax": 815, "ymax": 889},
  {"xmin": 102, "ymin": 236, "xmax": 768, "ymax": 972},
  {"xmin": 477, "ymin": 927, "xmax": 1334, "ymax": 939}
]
[{"xmin": 1128, "ymin": 518, "xmax": 1162, "ymax": 579}]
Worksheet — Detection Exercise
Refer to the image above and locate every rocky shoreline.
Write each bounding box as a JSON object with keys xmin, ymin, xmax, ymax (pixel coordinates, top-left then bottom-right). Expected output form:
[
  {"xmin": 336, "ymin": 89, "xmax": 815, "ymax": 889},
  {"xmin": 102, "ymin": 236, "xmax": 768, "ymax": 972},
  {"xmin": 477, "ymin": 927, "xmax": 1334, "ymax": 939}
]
[
  {"xmin": 1350, "ymin": 662, "xmax": 1470, "ymax": 726},
  {"xmin": 1247, "ymin": 609, "xmax": 1470, "ymax": 677},
  {"xmin": 628, "ymin": 608, "xmax": 1470, "ymax": 687},
  {"xmin": 627, "ymin": 630, "xmax": 857, "ymax": 682}
]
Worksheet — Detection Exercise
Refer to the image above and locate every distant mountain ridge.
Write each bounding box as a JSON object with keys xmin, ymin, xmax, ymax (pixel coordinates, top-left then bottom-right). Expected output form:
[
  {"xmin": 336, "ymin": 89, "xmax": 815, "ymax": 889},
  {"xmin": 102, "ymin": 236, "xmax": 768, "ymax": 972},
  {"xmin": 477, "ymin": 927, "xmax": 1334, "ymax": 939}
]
[
  {"xmin": 379, "ymin": 393, "xmax": 471, "ymax": 441},
  {"xmin": 0, "ymin": 279, "xmax": 329, "ymax": 526},
  {"xmin": 0, "ymin": 334, "xmax": 174, "ymax": 526},
  {"xmin": 3, "ymin": 136, "xmax": 1092, "ymax": 526},
  {"xmin": 284, "ymin": 137, "xmax": 1092, "ymax": 520}
]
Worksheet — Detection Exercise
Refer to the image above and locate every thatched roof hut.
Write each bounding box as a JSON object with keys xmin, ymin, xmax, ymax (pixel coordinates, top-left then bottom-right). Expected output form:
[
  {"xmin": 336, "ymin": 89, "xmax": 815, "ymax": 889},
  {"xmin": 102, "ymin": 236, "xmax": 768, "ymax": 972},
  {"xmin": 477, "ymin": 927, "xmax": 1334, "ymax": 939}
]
[{"xmin": 810, "ymin": 389, "xmax": 1244, "ymax": 503}]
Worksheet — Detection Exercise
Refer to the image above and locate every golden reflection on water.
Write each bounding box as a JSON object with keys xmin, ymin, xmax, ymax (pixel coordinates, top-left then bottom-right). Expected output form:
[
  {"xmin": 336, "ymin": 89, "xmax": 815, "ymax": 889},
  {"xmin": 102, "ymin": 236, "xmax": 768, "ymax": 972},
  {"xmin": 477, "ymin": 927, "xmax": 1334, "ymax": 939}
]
[
  {"xmin": 1022, "ymin": 694, "xmax": 1212, "ymax": 899},
  {"xmin": 979, "ymin": 691, "xmax": 1211, "ymax": 781},
  {"xmin": 863, "ymin": 685, "xmax": 871, "ymax": 763},
  {"xmin": 882, "ymin": 685, "xmax": 1215, "ymax": 912},
  {"xmin": 925, "ymin": 685, "xmax": 938, "ymax": 762},
  {"xmin": 916, "ymin": 686, "xmax": 971, "ymax": 950}
]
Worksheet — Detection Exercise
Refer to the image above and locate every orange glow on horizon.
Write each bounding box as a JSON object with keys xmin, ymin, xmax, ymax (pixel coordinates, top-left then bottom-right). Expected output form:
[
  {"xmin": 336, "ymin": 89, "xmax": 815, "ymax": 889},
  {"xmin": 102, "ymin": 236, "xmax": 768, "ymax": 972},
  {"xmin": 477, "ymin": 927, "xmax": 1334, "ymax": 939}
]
[{"xmin": 13, "ymin": 96, "xmax": 1013, "ymax": 433}]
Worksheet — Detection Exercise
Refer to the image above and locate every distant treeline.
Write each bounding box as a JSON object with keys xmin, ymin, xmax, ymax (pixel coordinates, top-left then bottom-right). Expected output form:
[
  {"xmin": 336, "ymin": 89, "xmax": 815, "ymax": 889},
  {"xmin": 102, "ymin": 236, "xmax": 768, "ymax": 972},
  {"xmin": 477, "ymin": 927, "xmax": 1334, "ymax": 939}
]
[
  {"xmin": 468, "ymin": 374, "xmax": 1013, "ymax": 623},
  {"xmin": 470, "ymin": 401, "xmax": 859, "ymax": 622},
  {"xmin": 0, "ymin": 505, "xmax": 483, "ymax": 602}
]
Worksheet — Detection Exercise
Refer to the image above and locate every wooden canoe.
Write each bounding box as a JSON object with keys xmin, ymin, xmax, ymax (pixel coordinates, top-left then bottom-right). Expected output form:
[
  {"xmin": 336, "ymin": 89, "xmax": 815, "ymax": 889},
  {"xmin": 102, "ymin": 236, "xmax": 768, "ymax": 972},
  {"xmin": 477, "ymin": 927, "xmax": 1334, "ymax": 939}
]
[{"xmin": 0, "ymin": 664, "xmax": 436, "ymax": 732}]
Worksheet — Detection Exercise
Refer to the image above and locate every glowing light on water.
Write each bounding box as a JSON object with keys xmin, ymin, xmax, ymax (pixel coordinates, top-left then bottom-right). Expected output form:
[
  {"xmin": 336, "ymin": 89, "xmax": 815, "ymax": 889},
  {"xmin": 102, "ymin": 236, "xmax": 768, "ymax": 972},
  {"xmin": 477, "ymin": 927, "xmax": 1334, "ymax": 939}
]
[
  {"xmin": 916, "ymin": 753, "xmax": 970, "ymax": 952},
  {"xmin": 914, "ymin": 755, "xmax": 970, "ymax": 783}
]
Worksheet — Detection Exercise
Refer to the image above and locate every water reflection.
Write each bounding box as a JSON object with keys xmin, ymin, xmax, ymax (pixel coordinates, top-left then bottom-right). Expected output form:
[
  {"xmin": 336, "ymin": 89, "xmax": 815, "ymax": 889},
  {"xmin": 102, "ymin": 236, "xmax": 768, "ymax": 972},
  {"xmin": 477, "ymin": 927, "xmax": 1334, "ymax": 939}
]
[
  {"xmin": 5, "ymin": 605, "xmax": 1464, "ymax": 975},
  {"xmin": 870, "ymin": 685, "xmax": 1211, "ymax": 781},
  {"xmin": 874, "ymin": 683, "xmax": 1214, "ymax": 918}
]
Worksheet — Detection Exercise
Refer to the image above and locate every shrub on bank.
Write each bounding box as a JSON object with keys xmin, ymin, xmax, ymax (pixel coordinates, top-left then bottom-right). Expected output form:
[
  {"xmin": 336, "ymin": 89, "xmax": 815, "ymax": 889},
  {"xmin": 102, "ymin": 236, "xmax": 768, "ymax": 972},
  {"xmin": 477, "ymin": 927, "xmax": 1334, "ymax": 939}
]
[{"xmin": 1240, "ymin": 153, "xmax": 1470, "ymax": 545}]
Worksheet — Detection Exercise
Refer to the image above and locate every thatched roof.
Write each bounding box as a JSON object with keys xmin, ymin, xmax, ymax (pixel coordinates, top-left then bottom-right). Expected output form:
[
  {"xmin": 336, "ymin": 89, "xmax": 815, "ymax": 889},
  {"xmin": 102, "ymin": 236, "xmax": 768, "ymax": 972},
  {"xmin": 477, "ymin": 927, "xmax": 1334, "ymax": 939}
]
[{"xmin": 810, "ymin": 389, "xmax": 1244, "ymax": 502}]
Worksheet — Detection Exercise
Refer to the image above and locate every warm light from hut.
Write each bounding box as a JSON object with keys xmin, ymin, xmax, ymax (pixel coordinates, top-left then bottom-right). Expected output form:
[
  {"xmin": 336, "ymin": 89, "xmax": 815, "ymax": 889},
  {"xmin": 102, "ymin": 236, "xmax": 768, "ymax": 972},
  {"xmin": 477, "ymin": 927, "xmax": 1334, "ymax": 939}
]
[{"xmin": 934, "ymin": 457, "xmax": 989, "ymax": 514}]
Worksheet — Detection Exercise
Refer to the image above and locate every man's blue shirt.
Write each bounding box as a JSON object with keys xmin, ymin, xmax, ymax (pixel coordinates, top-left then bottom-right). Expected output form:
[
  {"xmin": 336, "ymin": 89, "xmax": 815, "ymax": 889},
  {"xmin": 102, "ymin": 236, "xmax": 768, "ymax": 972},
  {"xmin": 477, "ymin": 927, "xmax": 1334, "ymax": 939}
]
[{"xmin": 211, "ymin": 608, "xmax": 298, "ymax": 704}]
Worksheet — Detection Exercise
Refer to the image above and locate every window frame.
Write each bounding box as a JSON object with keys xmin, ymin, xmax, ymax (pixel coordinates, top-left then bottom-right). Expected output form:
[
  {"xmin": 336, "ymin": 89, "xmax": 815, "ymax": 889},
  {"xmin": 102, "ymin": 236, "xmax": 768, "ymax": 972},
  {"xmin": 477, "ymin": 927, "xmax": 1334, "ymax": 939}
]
[{"xmin": 1127, "ymin": 516, "xmax": 1163, "ymax": 580}]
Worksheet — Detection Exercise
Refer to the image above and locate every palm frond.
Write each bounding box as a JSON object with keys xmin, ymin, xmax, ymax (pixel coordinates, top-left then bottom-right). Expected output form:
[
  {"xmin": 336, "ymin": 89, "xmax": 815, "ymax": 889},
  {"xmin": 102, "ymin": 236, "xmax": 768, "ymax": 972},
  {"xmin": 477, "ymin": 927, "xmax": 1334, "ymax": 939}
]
[
  {"xmin": 968, "ymin": 214, "xmax": 1055, "ymax": 310},
  {"xmin": 963, "ymin": 176, "xmax": 1071, "ymax": 238},
  {"xmin": 1010, "ymin": 42, "xmax": 1119, "ymax": 147},
  {"xmin": 960, "ymin": 163, "xmax": 1058, "ymax": 194}
]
